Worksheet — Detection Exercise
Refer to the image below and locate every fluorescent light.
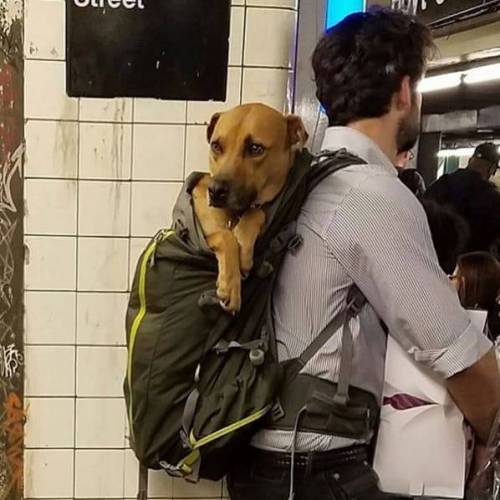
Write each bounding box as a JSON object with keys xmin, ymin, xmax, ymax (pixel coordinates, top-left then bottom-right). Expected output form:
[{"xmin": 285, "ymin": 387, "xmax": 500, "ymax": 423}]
[
  {"xmin": 438, "ymin": 146, "xmax": 500, "ymax": 158},
  {"xmin": 419, "ymin": 72, "xmax": 462, "ymax": 93},
  {"xmin": 464, "ymin": 62, "xmax": 500, "ymax": 84},
  {"xmin": 437, "ymin": 148, "xmax": 475, "ymax": 158},
  {"xmin": 421, "ymin": 62, "xmax": 500, "ymax": 93}
]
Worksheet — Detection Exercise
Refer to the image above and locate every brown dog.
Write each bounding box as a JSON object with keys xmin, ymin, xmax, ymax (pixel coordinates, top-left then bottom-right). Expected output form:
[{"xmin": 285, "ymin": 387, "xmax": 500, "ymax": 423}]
[{"xmin": 192, "ymin": 103, "xmax": 308, "ymax": 313}]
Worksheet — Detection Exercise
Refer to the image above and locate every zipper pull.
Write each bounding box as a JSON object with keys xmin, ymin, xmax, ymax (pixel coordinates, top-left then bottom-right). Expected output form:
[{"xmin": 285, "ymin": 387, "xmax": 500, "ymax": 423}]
[{"xmin": 149, "ymin": 244, "xmax": 157, "ymax": 268}]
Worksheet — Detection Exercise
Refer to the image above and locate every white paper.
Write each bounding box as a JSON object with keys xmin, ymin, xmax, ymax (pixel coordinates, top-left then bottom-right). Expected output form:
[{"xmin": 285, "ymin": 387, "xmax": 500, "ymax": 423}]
[{"xmin": 374, "ymin": 332, "xmax": 474, "ymax": 498}]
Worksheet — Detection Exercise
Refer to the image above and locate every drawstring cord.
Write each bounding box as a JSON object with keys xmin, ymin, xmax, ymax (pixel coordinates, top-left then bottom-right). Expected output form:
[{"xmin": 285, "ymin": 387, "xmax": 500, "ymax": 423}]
[{"xmin": 288, "ymin": 406, "xmax": 308, "ymax": 500}]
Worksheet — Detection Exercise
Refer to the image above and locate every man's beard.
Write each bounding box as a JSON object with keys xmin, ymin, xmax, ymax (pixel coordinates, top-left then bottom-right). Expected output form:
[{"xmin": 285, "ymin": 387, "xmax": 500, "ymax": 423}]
[{"xmin": 397, "ymin": 105, "xmax": 421, "ymax": 154}]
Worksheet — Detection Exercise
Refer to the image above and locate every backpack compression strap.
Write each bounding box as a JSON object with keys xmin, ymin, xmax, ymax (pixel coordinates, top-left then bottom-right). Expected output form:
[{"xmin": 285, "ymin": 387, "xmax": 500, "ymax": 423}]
[{"xmin": 282, "ymin": 286, "xmax": 366, "ymax": 395}]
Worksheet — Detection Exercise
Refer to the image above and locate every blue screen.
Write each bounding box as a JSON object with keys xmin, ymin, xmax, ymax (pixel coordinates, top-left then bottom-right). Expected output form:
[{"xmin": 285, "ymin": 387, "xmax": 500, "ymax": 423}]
[{"xmin": 326, "ymin": 0, "xmax": 364, "ymax": 29}]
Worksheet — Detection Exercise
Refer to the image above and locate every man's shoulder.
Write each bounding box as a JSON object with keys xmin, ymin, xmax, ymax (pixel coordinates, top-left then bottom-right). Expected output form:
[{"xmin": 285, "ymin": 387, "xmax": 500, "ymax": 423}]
[{"xmin": 324, "ymin": 162, "xmax": 425, "ymax": 233}]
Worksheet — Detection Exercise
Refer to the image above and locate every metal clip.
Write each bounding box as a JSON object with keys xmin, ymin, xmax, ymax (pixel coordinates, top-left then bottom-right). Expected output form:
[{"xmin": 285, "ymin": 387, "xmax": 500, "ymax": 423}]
[{"xmin": 159, "ymin": 461, "xmax": 185, "ymax": 478}]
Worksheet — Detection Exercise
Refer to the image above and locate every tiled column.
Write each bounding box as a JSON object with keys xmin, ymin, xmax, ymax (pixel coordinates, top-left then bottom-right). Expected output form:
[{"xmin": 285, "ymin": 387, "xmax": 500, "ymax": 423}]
[{"xmin": 23, "ymin": 1, "xmax": 298, "ymax": 498}]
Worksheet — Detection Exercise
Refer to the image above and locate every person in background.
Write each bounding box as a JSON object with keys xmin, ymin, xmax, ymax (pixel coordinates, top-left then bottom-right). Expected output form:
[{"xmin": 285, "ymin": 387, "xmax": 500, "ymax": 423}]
[
  {"xmin": 421, "ymin": 200, "xmax": 470, "ymax": 275},
  {"xmin": 425, "ymin": 143, "xmax": 500, "ymax": 256},
  {"xmin": 424, "ymin": 143, "xmax": 500, "ymax": 252},
  {"xmin": 397, "ymin": 168, "xmax": 469, "ymax": 275},
  {"xmin": 451, "ymin": 252, "xmax": 500, "ymax": 340},
  {"xmin": 395, "ymin": 149, "xmax": 414, "ymax": 171},
  {"xmin": 399, "ymin": 168, "xmax": 426, "ymax": 197},
  {"xmin": 467, "ymin": 143, "xmax": 499, "ymax": 182}
]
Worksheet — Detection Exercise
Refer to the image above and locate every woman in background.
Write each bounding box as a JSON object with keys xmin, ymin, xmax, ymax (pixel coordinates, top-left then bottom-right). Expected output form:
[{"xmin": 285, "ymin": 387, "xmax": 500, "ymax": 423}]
[{"xmin": 451, "ymin": 252, "xmax": 500, "ymax": 340}]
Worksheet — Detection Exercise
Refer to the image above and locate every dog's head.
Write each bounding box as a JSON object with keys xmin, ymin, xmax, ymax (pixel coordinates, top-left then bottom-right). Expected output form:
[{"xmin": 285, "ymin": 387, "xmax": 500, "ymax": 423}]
[{"xmin": 206, "ymin": 103, "xmax": 308, "ymax": 213}]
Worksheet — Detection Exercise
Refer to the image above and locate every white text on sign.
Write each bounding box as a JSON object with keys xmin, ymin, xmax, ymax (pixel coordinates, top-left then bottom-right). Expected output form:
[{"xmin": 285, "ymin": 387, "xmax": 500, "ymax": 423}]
[{"xmin": 73, "ymin": 0, "xmax": 145, "ymax": 9}]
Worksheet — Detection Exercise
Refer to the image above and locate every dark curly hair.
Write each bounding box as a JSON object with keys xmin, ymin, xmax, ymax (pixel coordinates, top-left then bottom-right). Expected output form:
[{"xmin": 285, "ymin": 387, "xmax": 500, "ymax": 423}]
[{"xmin": 312, "ymin": 8, "xmax": 434, "ymax": 126}]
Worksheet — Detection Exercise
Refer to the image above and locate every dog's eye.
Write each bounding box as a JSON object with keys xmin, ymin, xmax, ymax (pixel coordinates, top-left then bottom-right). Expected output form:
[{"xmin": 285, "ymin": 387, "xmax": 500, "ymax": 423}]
[
  {"xmin": 211, "ymin": 141, "xmax": 223, "ymax": 155},
  {"xmin": 248, "ymin": 143, "xmax": 265, "ymax": 156}
]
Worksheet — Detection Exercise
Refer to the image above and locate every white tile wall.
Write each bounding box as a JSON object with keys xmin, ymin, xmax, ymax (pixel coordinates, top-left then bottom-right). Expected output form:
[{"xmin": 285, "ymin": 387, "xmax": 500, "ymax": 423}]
[
  {"xmin": 25, "ymin": 60, "xmax": 78, "ymax": 120},
  {"xmin": 77, "ymin": 237, "xmax": 129, "ymax": 292},
  {"xmin": 24, "ymin": 291, "xmax": 76, "ymax": 345},
  {"xmin": 24, "ymin": 236, "xmax": 76, "ymax": 291},
  {"xmin": 25, "ymin": 120, "xmax": 78, "ymax": 178},
  {"xmin": 24, "ymin": 345, "xmax": 75, "ymax": 397},
  {"xmin": 78, "ymin": 181, "xmax": 131, "ymax": 236},
  {"xmin": 24, "ymin": 449, "xmax": 74, "ymax": 498},
  {"xmin": 23, "ymin": 0, "xmax": 298, "ymax": 498},
  {"xmin": 132, "ymin": 124, "xmax": 185, "ymax": 181},
  {"xmin": 245, "ymin": 8, "xmax": 297, "ymax": 67},
  {"xmin": 80, "ymin": 97, "xmax": 133, "ymax": 123},
  {"xmin": 25, "ymin": 398, "xmax": 75, "ymax": 448},
  {"xmin": 75, "ymin": 449, "xmax": 125, "ymax": 498},
  {"xmin": 79, "ymin": 122, "xmax": 133, "ymax": 180},
  {"xmin": 25, "ymin": 179, "xmax": 77, "ymax": 235},
  {"xmin": 76, "ymin": 292, "xmax": 128, "ymax": 346}
]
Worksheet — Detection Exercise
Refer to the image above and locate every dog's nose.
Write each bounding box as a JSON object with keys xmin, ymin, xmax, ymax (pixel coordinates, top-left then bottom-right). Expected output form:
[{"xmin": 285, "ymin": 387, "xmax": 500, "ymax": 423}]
[{"xmin": 208, "ymin": 180, "xmax": 230, "ymax": 206}]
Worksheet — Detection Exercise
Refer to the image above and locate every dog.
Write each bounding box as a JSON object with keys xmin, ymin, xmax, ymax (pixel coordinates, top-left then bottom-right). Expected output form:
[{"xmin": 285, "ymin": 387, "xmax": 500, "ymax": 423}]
[{"xmin": 192, "ymin": 103, "xmax": 308, "ymax": 313}]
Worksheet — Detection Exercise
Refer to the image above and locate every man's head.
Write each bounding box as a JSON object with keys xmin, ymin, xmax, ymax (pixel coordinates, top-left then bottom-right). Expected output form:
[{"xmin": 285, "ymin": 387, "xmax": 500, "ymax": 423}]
[
  {"xmin": 312, "ymin": 8, "xmax": 433, "ymax": 155},
  {"xmin": 395, "ymin": 149, "xmax": 415, "ymax": 169},
  {"xmin": 468, "ymin": 142, "xmax": 499, "ymax": 181}
]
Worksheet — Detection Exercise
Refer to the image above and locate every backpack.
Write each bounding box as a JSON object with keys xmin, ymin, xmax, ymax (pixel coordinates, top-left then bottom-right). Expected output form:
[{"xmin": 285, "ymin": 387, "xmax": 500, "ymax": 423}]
[{"xmin": 124, "ymin": 149, "xmax": 378, "ymax": 497}]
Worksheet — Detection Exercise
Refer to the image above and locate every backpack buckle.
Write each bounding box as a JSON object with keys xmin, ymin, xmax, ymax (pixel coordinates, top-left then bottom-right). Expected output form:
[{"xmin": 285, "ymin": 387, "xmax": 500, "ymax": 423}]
[
  {"xmin": 270, "ymin": 401, "xmax": 285, "ymax": 422},
  {"xmin": 174, "ymin": 219, "xmax": 189, "ymax": 241},
  {"xmin": 287, "ymin": 234, "xmax": 303, "ymax": 254},
  {"xmin": 159, "ymin": 460, "xmax": 186, "ymax": 478},
  {"xmin": 257, "ymin": 260, "xmax": 274, "ymax": 278}
]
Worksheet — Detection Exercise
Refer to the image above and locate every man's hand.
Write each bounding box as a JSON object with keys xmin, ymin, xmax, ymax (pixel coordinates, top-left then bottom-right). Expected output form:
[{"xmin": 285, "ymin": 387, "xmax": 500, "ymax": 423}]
[{"xmin": 447, "ymin": 349, "xmax": 500, "ymax": 444}]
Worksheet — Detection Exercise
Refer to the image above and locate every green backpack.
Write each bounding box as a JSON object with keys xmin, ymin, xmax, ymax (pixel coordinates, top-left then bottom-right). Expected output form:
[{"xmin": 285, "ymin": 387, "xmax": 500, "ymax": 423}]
[{"xmin": 124, "ymin": 149, "xmax": 378, "ymax": 497}]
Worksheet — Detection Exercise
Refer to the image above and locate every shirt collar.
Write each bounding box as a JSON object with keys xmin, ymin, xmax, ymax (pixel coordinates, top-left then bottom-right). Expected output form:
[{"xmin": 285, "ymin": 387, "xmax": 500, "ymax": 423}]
[{"xmin": 321, "ymin": 126, "xmax": 397, "ymax": 177}]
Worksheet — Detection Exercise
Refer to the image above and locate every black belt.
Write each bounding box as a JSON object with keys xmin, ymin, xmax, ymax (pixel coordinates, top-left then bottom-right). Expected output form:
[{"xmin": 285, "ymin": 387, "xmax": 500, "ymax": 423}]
[{"xmin": 249, "ymin": 444, "xmax": 368, "ymax": 471}]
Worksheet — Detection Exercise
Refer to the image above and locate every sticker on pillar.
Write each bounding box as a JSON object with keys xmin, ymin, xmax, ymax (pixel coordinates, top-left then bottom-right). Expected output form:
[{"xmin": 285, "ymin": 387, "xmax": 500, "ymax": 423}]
[{"xmin": 66, "ymin": 0, "xmax": 231, "ymax": 100}]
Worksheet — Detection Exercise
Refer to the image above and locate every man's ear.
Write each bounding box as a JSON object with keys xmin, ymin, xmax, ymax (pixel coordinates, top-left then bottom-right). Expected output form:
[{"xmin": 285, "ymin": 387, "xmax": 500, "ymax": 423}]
[
  {"xmin": 397, "ymin": 75, "xmax": 413, "ymax": 112},
  {"xmin": 207, "ymin": 113, "xmax": 221, "ymax": 143},
  {"xmin": 286, "ymin": 115, "xmax": 309, "ymax": 149}
]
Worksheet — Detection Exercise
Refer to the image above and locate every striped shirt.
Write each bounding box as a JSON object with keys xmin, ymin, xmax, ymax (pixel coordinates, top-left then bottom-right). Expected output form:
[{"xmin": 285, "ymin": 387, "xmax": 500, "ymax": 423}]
[{"xmin": 252, "ymin": 126, "xmax": 492, "ymax": 452}]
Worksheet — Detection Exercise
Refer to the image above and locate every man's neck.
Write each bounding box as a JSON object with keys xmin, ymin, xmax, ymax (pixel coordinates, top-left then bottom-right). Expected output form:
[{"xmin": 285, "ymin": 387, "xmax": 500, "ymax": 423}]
[
  {"xmin": 348, "ymin": 117, "xmax": 398, "ymax": 164},
  {"xmin": 467, "ymin": 164, "xmax": 489, "ymax": 182}
]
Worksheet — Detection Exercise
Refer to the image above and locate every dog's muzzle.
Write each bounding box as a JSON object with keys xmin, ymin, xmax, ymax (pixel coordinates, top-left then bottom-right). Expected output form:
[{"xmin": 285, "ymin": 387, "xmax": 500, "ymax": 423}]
[{"xmin": 208, "ymin": 179, "xmax": 257, "ymax": 213}]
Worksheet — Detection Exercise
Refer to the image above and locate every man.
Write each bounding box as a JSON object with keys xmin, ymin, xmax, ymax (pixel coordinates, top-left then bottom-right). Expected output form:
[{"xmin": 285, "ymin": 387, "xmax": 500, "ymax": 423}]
[
  {"xmin": 467, "ymin": 142, "xmax": 499, "ymax": 182},
  {"xmin": 228, "ymin": 9, "xmax": 500, "ymax": 500},
  {"xmin": 425, "ymin": 143, "xmax": 500, "ymax": 255},
  {"xmin": 394, "ymin": 148, "xmax": 414, "ymax": 171},
  {"xmin": 399, "ymin": 167, "xmax": 426, "ymax": 197}
]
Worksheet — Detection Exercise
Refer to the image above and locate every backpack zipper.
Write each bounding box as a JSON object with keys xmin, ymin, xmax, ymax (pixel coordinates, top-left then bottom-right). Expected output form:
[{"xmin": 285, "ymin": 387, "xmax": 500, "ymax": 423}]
[{"xmin": 126, "ymin": 229, "xmax": 175, "ymax": 441}]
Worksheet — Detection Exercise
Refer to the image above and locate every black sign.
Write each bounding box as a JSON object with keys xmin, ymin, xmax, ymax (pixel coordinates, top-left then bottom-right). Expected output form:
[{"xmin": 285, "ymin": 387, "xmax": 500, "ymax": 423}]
[
  {"xmin": 417, "ymin": 0, "xmax": 487, "ymax": 25},
  {"xmin": 67, "ymin": 0, "xmax": 230, "ymax": 100}
]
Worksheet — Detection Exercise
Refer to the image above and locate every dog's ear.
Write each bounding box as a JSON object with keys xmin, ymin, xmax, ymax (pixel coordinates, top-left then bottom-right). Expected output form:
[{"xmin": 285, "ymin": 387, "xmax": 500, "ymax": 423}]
[
  {"xmin": 207, "ymin": 113, "xmax": 221, "ymax": 143},
  {"xmin": 286, "ymin": 115, "xmax": 309, "ymax": 149}
]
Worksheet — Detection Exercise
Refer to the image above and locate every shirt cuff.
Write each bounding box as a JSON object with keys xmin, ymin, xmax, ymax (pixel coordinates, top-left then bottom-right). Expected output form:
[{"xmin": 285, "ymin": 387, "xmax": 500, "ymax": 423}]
[{"xmin": 417, "ymin": 321, "xmax": 493, "ymax": 379}]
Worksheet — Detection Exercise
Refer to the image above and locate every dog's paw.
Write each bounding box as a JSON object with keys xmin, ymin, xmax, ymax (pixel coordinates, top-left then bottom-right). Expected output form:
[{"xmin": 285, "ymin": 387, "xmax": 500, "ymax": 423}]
[
  {"xmin": 217, "ymin": 275, "xmax": 241, "ymax": 313},
  {"xmin": 239, "ymin": 249, "xmax": 254, "ymax": 279}
]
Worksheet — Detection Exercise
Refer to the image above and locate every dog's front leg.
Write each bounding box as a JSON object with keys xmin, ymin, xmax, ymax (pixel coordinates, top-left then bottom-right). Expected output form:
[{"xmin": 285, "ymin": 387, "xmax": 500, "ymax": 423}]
[
  {"xmin": 233, "ymin": 208, "xmax": 266, "ymax": 278},
  {"xmin": 206, "ymin": 230, "xmax": 242, "ymax": 312},
  {"xmin": 192, "ymin": 180, "xmax": 242, "ymax": 312}
]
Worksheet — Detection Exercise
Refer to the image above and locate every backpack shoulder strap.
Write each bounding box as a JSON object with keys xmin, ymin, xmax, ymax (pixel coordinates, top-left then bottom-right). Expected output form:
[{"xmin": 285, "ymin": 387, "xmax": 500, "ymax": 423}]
[{"xmin": 307, "ymin": 149, "xmax": 367, "ymax": 193}]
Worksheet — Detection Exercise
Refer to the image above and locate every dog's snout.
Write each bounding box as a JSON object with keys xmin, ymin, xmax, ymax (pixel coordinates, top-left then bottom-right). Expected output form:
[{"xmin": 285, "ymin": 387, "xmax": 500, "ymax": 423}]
[{"xmin": 208, "ymin": 180, "xmax": 230, "ymax": 207}]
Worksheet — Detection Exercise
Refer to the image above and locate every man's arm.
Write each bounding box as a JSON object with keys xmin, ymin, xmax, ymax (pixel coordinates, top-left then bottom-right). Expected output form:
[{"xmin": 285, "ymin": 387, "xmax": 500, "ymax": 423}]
[
  {"xmin": 326, "ymin": 176, "xmax": 498, "ymax": 431},
  {"xmin": 447, "ymin": 349, "xmax": 500, "ymax": 444}
]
